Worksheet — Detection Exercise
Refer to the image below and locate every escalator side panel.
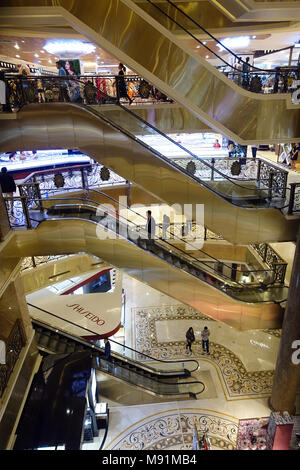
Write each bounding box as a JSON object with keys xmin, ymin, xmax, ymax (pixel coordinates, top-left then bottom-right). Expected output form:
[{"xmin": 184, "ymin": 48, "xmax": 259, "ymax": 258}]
[{"xmin": 3, "ymin": 219, "xmax": 283, "ymax": 330}]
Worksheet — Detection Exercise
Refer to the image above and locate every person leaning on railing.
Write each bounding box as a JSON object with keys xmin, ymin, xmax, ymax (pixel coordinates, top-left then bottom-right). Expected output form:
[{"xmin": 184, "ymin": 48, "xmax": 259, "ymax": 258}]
[
  {"xmin": 0, "ymin": 167, "xmax": 16, "ymax": 216},
  {"xmin": 56, "ymin": 61, "xmax": 70, "ymax": 102}
]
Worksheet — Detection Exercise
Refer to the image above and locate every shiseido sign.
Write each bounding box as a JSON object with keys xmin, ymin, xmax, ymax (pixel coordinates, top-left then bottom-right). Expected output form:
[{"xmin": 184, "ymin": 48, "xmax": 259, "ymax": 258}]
[{"xmin": 66, "ymin": 303, "xmax": 105, "ymax": 326}]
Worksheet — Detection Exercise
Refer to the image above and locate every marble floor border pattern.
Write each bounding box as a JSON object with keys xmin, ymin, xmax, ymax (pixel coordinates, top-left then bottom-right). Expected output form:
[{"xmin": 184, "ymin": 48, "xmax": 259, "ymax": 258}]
[
  {"xmin": 132, "ymin": 305, "xmax": 275, "ymax": 400},
  {"xmin": 105, "ymin": 408, "xmax": 239, "ymax": 451}
]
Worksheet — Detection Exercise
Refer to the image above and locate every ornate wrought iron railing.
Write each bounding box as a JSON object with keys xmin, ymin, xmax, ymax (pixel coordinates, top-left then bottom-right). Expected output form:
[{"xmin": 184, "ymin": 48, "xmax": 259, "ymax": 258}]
[
  {"xmin": 4, "ymin": 74, "xmax": 173, "ymax": 112},
  {"xmin": 20, "ymin": 255, "xmax": 73, "ymax": 272},
  {"xmin": 20, "ymin": 163, "xmax": 126, "ymax": 199},
  {"xmin": 251, "ymin": 243, "xmax": 287, "ymax": 284},
  {"xmin": 0, "ymin": 319, "xmax": 26, "ymax": 399}
]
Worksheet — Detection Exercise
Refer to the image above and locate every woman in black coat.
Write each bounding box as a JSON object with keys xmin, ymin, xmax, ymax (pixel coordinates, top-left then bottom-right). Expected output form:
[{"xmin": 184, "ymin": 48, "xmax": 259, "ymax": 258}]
[{"xmin": 116, "ymin": 63, "xmax": 133, "ymax": 104}]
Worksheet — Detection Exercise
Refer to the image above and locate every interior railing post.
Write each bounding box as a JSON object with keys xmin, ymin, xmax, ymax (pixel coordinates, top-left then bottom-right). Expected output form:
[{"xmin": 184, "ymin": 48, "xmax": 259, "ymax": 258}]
[
  {"xmin": 268, "ymin": 171, "xmax": 274, "ymax": 200},
  {"xmin": 33, "ymin": 177, "xmax": 43, "ymax": 213},
  {"xmin": 211, "ymin": 158, "xmax": 215, "ymax": 180},
  {"xmin": 288, "ymin": 183, "xmax": 296, "ymax": 214}
]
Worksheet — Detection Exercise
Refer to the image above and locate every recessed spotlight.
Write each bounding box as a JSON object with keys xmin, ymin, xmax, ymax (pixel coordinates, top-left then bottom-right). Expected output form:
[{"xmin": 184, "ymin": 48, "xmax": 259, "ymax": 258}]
[
  {"xmin": 34, "ymin": 53, "xmax": 39, "ymax": 58},
  {"xmin": 252, "ymin": 36, "xmax": 256, "ymax": 39},
  {"xmin": 21, "ymin": 40, "xmax": 25, "ymax": 43},
  {"xmin": 14, "ymin": 43, "xmax": 20, "ymax": 50},
  {"xmin": 16, "ymin": 54, "xmax": 20, "ymax": 58},
  {"xmin": 203, "ymin": 41, "xmax": 207, "ymax": 45},
  {"xmin": 40, "ymin": 50, "xmax": 45, "ymax": 53},
  {"xmin": 196, "ymin": 45, "xmax": 200, "ymax": 49},
  {"xmin": 206, "ymin": 55, "xmax": 209, "ymax": 58}
]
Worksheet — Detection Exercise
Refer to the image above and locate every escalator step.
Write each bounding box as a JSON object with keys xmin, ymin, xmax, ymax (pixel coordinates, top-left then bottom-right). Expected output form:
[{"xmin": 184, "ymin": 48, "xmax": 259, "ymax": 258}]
[
  {"xmin": 48, "ymin": 335, "xmax": 60, "ymax": 351},
  {"xmin": 65, "ymin": 342, "xmax": 76, "ymax": 354},
  {"xmin": 56, "ymin": 339, "xmax": 69, "ymax": 353},
  {"xmin": 38, "ymin": 332, "xmax": 51, "ymax": 347}
]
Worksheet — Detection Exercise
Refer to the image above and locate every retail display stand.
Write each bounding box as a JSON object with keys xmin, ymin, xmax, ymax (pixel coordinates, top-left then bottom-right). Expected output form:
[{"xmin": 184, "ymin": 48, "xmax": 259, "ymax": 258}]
[{"xmin": 266, "ymin": 411, "xmax": 294, "ymax": 450}]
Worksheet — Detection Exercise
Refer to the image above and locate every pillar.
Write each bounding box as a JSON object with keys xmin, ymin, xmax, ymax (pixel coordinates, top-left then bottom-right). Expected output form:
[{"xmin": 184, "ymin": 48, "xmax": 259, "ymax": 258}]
[
  {"xmin": 269, "ymin": 224, "xmax": 300, "ymax": 414},
  {"xmin": 0, "ymin": 189, "xmax": 10, "ymax": 241},
  {"xmin": 0, "ymin": 275, "xmax": 33, "ymax": 342}
]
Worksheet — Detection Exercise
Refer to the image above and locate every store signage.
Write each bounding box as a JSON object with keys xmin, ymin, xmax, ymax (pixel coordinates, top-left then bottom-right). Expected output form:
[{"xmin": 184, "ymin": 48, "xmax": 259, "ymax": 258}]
[
  {"xmin": 66, "ymin": 303, "xmax": 105, "ymax": 326},
  {"xmin": 292, "ymin": 81, "xmax": 300, "ymax": 104}
]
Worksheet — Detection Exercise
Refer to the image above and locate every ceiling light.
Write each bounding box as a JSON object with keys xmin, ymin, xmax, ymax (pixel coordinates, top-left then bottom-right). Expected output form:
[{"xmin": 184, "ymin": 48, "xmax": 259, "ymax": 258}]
[
  {"xmin": 206, "ymin": 55, "xmax": 209, "ymax": 58},
  {"xmin": 21, "ymin": 40, "xmax": 25, "ymax": 43},
  {"xmin": 294, "ymin": 42, "xmax": 300, "ymax": 48},
  {"xmin": 220, "ymin": 36, "xmax": 250, "ymax": 50},
  {"xmin": 43, "ymin": 39, "xmax": 96, "ymax": 57},
  {"xmin": 14, "ymin": 43, "xmax": 20, "ymax": 50},
  {"xmin": 196, "ymin": 45, "xmax": 200, "ymax": 49},
  {"xmin": 203, "ymin": 41, "xmax": 207, "ymax": 45},
  {"xmin": 40, "ymin": 50, "xmax": 45, "ymax": 53},
  {"xmin": 34, "ymin": 53, "xmax": 39, "ymax": 58},
  {"xmin": 16, "ymin": 54, "xmax": 20, "ymax": 58},
  {"xmin": 252, "ymin": 36, "xmax": 256, "ymax": 39}
]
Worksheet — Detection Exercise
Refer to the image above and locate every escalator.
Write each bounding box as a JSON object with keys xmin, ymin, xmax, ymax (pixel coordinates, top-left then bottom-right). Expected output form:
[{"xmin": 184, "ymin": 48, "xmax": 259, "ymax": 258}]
[
  {"xmin": 1, "ymin": 101, "xmax": 299, "ymax": 244},
  {"xmin": 2, "ymin": 191, "xmax": 286, "ymax": 329},
  {"xmin": 32, "ymin": 317, "xmax": 205, "ymax": 400},
  {"xmin": 2, "ymin": 0, "xmax": 299, "ymax": 142}
]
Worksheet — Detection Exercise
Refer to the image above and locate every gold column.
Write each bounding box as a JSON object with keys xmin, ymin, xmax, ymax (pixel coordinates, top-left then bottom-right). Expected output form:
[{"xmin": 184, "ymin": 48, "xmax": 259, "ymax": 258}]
[
  {"xmin": 0, "ymin": 190, "xmax": 10, "ymax": 242},
  {"xmin": 269, "ymin": 224, "xmax": 300, "ymax": 414},
  {"xmin": 0, "ymin": 276, "xmax": 33, "ymax": 342}
]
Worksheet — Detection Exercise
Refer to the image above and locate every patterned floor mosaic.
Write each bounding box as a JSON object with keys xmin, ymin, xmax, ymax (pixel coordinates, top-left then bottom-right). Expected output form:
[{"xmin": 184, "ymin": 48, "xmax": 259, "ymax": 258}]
[
  {"xmin": 133, "ymin": 305, "xmax": 275, "ymax": 398},
  {"xmin": 106, "ymin": 409, "xmax": 238, "ymax": 450}
]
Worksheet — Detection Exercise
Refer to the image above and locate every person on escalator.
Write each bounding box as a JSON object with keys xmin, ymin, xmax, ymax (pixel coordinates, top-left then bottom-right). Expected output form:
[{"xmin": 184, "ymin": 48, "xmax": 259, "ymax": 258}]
[
  {"xmin": 242, "ymin": 57, "xmax": 250, "ymax": 90},
  {"xmin": 185, "ymin": 327, "xmax": 195, "ymax": 355},
  {"xmin": 56, "ymin": 61, "xmax": 70, "ymax": 103}
]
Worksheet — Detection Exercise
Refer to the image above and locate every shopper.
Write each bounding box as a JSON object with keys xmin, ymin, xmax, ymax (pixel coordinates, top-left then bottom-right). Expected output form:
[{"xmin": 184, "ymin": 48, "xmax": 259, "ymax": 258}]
[
  {"xmin": 104, "ymin": 338, "xmax": 111, "ymax": 360},
  {"xmin": 0, "ymin": 71, "xmax": 6, "ymax": 112},
  {"xmin": 201, "ymin": 326, "xmax": 210, "ymax": 355},
  {"xmin": 0, "ymin": 167, "xmax": 16, "ymax": 216},
  {"xmin": 145, "ymin": 210, "xmax": 156, "ymax": 240},
  {"xmin": 242, "ymin": 57, "xmax": 250, "ymax": 90},
  {"xmin": 251, "ymin": 146, "xmax": 258, "ymax": 159},
  {"xmin": 116, "ymin": 63, "xmax": 133, "ymax": 105},
  {"xmin": 213, "ymin": 139, "xmax": 221, "ymax": 149},
  {"xmin": 64, "ymin": 60, "xmax": 81, "ymax": 103},
  {"xmin": 56, "ymin": 61, "xmax": 70, "ymax": 102},
  {"xmin": 185, "ymin": 326, "xmax": 195, "ymax": 355},
  {"xmin": 162, "ymin": 213, "xmax": 170, "ymax": 239}
]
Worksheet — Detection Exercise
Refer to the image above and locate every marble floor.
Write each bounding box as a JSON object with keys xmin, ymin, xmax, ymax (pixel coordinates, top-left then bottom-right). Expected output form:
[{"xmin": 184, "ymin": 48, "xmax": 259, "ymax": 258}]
[{"xmin": 90, "ymin": 273, "xmax": 300, "ymax": 451}]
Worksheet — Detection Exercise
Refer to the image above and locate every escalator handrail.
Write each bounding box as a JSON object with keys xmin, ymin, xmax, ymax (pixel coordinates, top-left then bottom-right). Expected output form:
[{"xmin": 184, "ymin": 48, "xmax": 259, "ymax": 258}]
[
  {"xmin": 39, "ymin": 194, "xmax": 280, "ymax": 288},
  {"xmin": 29, "ymin": 306, "xmax": 200, "ymax": 372}
]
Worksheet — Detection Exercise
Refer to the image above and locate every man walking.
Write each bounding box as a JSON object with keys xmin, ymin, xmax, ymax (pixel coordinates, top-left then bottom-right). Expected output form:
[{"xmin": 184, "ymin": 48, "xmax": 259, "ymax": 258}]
[
  {"xmin": 201, "ymin": 326, "xmax": 210, "ymax": 355},
  {"xmin": 56, "ymin": 60, "xmax": 70, "ymax": 102}
]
